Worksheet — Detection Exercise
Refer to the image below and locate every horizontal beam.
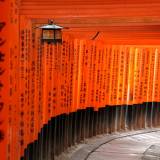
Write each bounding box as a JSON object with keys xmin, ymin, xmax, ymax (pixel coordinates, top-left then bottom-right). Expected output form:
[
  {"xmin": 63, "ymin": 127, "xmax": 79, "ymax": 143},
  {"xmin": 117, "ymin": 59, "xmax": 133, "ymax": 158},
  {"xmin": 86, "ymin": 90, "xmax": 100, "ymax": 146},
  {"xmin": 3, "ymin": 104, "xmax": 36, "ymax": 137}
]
[
  {"xmin": 20, "ymin": 3, "xmax": 160, "ymax": 16},
  {"xmin": 32, "ymin": 17, "xmax": 160, "ymax": 31},
  {"xmin": 20, "ymin": 0, "xmax": 160, "ymax": 5}
]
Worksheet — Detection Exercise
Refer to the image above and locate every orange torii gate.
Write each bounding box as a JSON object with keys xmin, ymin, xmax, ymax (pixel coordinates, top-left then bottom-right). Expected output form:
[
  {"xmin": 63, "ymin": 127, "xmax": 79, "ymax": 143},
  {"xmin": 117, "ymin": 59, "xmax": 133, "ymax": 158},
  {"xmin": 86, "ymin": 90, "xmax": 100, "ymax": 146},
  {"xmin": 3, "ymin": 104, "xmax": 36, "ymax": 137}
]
[{"xmin": 1, "ymin": 1, "xmax": 160, "ymax": 160}]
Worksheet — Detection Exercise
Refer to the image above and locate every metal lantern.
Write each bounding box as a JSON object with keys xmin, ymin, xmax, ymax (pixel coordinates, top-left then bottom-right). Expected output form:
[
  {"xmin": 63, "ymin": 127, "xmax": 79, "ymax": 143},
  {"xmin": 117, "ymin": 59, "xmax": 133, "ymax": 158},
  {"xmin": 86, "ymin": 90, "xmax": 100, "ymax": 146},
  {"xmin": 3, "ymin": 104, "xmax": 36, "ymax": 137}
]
[{"xmin": 40, "ymin": 20, "xmax": 63, "ymax": 43}]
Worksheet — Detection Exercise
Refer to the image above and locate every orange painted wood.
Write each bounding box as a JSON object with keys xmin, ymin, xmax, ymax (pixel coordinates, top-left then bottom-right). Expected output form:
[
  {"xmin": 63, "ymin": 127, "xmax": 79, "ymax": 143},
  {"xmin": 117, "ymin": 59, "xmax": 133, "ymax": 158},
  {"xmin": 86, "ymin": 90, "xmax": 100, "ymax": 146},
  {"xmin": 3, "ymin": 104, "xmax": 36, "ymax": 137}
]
[{"xmin": 3, "ymin": 1, "xmax": 160, "ymax": 159}]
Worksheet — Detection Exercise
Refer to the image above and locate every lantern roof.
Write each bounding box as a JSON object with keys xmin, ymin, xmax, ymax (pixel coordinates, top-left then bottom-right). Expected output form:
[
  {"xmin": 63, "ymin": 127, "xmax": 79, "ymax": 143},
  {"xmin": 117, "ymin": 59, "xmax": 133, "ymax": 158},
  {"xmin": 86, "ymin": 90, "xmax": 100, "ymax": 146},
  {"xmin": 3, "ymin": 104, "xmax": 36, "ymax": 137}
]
[{"xmin": 39, "ymin": 24, "xmax": 63, "ymax": 29}]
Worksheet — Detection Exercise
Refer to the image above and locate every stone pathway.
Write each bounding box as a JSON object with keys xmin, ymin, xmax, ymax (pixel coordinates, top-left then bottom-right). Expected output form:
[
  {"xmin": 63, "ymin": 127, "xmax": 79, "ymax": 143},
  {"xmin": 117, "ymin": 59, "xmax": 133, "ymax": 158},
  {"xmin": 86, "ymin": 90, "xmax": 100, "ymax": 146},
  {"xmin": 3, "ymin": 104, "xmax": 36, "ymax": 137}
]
[{"xmin": 87, "ymin": 131, "xmax": 160, "ymax": 160}]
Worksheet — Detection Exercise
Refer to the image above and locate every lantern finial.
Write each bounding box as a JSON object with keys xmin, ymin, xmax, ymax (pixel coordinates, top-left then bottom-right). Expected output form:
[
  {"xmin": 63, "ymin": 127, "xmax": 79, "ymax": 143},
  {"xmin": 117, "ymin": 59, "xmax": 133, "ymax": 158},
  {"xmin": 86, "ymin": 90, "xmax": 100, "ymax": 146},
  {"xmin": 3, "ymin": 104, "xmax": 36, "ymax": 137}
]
[{"xmin": 48, "ymin": 19, "xmax": 54, "ymax": 25}]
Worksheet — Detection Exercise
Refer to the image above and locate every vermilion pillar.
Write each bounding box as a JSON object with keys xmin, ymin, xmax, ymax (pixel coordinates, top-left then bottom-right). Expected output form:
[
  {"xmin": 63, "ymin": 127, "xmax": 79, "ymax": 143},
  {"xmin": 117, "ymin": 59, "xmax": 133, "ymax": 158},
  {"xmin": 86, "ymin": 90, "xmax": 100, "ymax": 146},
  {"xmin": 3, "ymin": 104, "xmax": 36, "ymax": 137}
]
[{"xmin": 0, "ymin": 0, "xmax": 10, "ymax": 159}]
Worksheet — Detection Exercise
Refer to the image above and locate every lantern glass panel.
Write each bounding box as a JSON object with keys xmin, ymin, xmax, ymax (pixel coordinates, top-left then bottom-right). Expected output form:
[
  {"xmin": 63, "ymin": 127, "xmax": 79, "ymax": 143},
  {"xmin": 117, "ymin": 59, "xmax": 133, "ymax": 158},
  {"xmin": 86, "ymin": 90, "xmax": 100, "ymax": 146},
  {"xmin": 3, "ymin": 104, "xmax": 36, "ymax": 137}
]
[
  {"xmin": 55, "ymin": 30, "xmax": 62, "ymax": 39},
  {"xmin": 43, "ymin": 30, "xmax": 54, "ymax": 40}
]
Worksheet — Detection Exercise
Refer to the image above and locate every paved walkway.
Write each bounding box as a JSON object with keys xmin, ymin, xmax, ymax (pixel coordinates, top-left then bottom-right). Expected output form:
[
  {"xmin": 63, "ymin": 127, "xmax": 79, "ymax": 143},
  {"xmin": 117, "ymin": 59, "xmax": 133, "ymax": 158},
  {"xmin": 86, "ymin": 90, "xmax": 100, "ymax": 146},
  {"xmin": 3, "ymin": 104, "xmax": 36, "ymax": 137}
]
[{"xmin": 87, "ymin": 131, "xmax": 160, "ymax": 160}]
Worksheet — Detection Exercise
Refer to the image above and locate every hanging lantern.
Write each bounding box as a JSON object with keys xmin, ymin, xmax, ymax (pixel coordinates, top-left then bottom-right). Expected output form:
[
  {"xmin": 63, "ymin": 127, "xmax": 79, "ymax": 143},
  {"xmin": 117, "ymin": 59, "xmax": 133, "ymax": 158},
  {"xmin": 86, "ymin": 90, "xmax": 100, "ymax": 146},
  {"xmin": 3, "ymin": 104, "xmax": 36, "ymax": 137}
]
[{"xmin": 39, "ymin": 20, "xmax": 63, "ymax": 43}]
